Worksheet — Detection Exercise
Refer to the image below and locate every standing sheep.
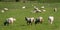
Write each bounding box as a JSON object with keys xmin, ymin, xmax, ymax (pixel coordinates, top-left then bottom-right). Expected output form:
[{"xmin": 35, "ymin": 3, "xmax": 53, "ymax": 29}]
[
  {"xmin": 54, "ymin": 8, "xmax": 57, "ymax": 12},
  {"xmin": 25, "ymin": 17, "xmax": 35, "ymax": 25},
  {"xmin": 35, "ymin": 17, "xmax": 44, "ymax": 24},
  {"xmin": 22, "ymin": 6, "xmax": 26, "ymax": 9},
  {"xmin": 41, "ymin": 6, "xmax": 45, "ymax": 9},
  {"xmin": 4, "ymin": 17, "xmax": 16, "ymax": 26},
  {"xmin": 1, "ymin": 10, "xmax": 5, "ymax": 13},
  {"xmin": 4, "ymin": 8, "xmax": 8, "ymax": 11},
  {"xmin": 33, "ymin": 6, "xmax": 42, "ymax": 13},
  {"xmin": 48, "ymin": 16, "xmax": 54, "ymax": 24}
]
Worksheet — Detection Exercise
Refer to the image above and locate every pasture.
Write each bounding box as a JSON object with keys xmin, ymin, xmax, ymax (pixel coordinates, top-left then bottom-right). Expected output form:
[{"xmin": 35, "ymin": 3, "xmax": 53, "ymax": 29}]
[{"xmin": 0, "ymin": 2, "xmax": 60, "ymax": 30}]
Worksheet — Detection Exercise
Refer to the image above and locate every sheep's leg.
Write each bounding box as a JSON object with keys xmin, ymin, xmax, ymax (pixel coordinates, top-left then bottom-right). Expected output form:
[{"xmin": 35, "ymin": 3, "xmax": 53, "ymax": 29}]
[
  {"xmin": 30, "ymin": 22, "xmax": 32, "ymax": 25},
  {"xmin": 4, "ymin": 21, "xmax": 9, "ymax": 26},
  {"xmin": 4, "ymin": 22, "xmax": 7, "ymax": 26},
  {"xmin": 51, "ymin": 21, "xmax": 53, "ymax": 24},
  {"xmin": 40, "ymin": 21, "xmax": 43, "ymax": 24},
  {"xmin": 48, "ymin": 20, "xmax": 51, "ymax": 24},
  {"xmin": 35, "ymin": 21, "xmax": 37, "ymax": 24},
  {"xmin": 27, "ymin": 21, "xmax": 29, "ymax": 25},
  {"xmin": 7, "ymin": 22, "xmax": 9, "ymax": 26}
]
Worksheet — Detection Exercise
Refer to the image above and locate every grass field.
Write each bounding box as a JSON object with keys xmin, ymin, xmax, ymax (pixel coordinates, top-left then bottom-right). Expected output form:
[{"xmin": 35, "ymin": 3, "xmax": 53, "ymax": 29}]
[{"xmin": 0, "ymin": 2, "xmax": 60, "ymax": 30}]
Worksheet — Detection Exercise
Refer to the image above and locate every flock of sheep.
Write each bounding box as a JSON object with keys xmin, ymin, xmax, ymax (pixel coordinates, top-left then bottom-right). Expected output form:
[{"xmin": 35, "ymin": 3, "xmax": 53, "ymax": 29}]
[
  {"xmin": 32, "ymin": 6, "xmax": 57, "ymax": 13},
  {"xmin": 25, "ymin": 16, "xmax": 54, "ymax": 25},
  {"xmin": 2, "ymin": 5, "xmax": 57, "ymax": 26},
  {"xmin": 25, "ymin": 6, "xmax": 57, "ymax": 25},
  {"xmin": 32, "ymin": 6, "xmax": 46, "ymax": 13},
  {"xmin": 1, "ymin": 8, "xmax": 8, "ymax": 13},
  {"xmin": 4, "ymin": 16, "xmax": 54, "ymax": 26}
]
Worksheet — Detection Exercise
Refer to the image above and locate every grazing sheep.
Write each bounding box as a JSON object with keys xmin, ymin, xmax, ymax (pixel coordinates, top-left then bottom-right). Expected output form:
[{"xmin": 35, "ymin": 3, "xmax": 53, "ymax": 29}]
[
  {"xmin": 48, "ymin": 16, "xmax": 54, "ymax": 24},
  {"xmin": 33, "ymin": 9, "xmax": 41, "ymax": 13},
  {"xmin": 41, "ymin": 6, "xmax": 45, "ymax": 9},
  {"xmin": 4, "ymin": 17, "xmax": 16, "ymax": 26},
  {"xmin": 34, "ymin": 6, "xmax": 37, "ymax": 8},
  {"xmin": 42, "ymin": 9, "xmax": 46, "ymax": 12},
  {"xmin": 35, "ymin": 17, "xmax": 44, "ymax": 24},
  {"xmin": 4, "ymin": 8, "xmax": 8, "ymax": 11},
  {"xmin": 1, "ymin": 10, "xmax": 5, "ymax": 13},
  {"xmin": 22, "ymin": 6, "xmax": 25, "ymax": 9},
  {"xmin": 33, "ymin": 7, "xmax": 42, "ymax": 13},
  {"xmin": 54, "ymin": 8, "xmax": 57, "ymax": 12},
  {"xmin": 25, "ymin": 17, "xmax": 35, "ymax": 25}
]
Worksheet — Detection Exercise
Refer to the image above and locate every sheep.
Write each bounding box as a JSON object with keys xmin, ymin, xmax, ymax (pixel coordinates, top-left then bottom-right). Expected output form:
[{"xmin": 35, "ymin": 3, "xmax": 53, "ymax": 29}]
[
  {"xmin": 33, "ymin": 9, "xmax": 42, "ymax": 13},
  {"xmin": 54, "ymin": 8, "xmax": 57, "ymax": 12},
  {"xmin": 33, "ymin": 6, "xmax": 42, "ymax": 13},
  {"xmin": 25, "ymin": 17, "xmax": 35, "ymax": 25},
  {"xmin": 41, "ymin": 6, "xmax": 45, "ymax": 9},
  {"xmin": 35, "ymin": 17, "xmax": 44, "ymax": 24},
  {"xmin": 34, "ymin": 6, "xmax": 37, "ymax": 8},
  {"xmin": 48, "ymin": 16, "xmax": 54, "ymax": 24},
  {"xmin": 4, "ymin": 17, "xmax": 16, "ymax": 26},
  {"xmin": 22, "ymin": 6, "xmax": 26, "ymax": 9},
  {"xmin": 4, "ymin": 8, "xmax": 8, "ymax": 11},
  {"xmin": 42, "ymin": 9, "xmax": 46, "ymax": 12},
  {"xmin": 1, "ymin": 10, "xmax": 5, "ymax": 13}
]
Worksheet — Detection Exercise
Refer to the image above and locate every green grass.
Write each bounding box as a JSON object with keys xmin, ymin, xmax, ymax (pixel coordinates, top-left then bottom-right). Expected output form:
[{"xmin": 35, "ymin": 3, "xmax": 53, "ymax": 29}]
[{"xmin": 0, "ymin": 2, "xmax": 60, "ymax": 30}]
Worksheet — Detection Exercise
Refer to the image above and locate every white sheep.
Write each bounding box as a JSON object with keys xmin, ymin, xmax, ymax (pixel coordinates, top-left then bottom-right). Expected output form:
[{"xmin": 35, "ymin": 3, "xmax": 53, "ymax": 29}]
[
  {"xmin": 25, "ymin": 17, "xmax": 35, "ymax": 25},
  {"xmin": 22, "ymin": 6, "xmax": 25, "ymax": 9},
  {"xmin": 4, "ymin": 8, "xmax": 8, "ymax": 11},
  {"xmin": 35, "ymin": 16, "xmax": 44, "ymax": 24},
  {"xmin": 7, "ymin": 17, "xmax": 16, "ymax": 24},
  {"xmin": 42, "ymin": 9, "xmax": 46, "ymax": 12},
  {"xmin": 41, "ymin": 6, "xmax": 45, "ymax": 9},
  {"xmin": 33, "ymin": 6, "xmax": 42, "ymax": 13},
  {"xmin": 48, "ymin": 16, "xmax": 54, "ymax": 24},
  {"xmin": 1, "ymin": 10, "xmax": 5, "ymax": 13},
  {"xmin": 4, "ymin": 17, "xmax": 16, "ymax": 26},
  {"xmin": 54, "ymin": 8, "xmax": 57, "ymax": 12}
]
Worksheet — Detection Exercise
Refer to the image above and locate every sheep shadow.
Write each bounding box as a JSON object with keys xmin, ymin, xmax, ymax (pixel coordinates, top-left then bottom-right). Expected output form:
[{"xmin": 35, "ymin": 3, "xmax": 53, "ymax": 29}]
[
  {"xmin": 20, "ymin": 24, "xmax": 27, "ymax": 27},
  {"xmin": 20, "ymin": 24, "xmax": 33, "ymax": 27}
]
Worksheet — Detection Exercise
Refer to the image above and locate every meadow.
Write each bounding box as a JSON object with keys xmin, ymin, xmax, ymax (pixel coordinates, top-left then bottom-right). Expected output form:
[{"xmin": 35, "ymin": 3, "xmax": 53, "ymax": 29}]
[{"xmin": 0, "ymin": 2, "xmax": 60, "ymax": 30}]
